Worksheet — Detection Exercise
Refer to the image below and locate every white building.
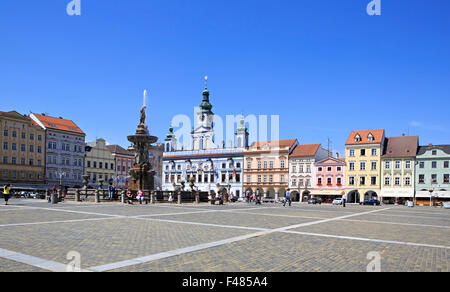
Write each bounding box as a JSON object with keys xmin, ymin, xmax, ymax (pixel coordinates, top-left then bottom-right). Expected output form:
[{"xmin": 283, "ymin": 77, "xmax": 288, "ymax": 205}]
[
  {"xmin": 162, "ymin": 78, "xmax": 248, "ymax": 197},
  {"xmin": 30, "ymin": 113, "xmax": 85, "ymax": 188}
]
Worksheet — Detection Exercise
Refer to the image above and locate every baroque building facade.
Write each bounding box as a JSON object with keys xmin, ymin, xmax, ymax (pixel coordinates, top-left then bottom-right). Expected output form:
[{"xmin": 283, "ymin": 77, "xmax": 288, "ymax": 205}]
[
  {"xmin": 85, "ymin": 138, "xmax": 115, "ymax": 188},
  {"xmin": 380, "ymin": 135, "xmax": 418, "ymax": 204},
  {"xmin": 415, "ymin": 144, "xmax": 450, "ymax": 205},
  {"xmin": 244, "ymin": 139, "xmax": 298, "ymax": 199},
  {"xmin": 288, "ymin": 144, "xmax": 330, "ymax": 202},
  {"xmin": 162, "ymin": 79, "xmax": 248, "ymax": 197},
  {"xmin": 312, "ymin": 155, "xmax": 346, "ymax": 203},
  {"xmin": 345, "ymin": 129, "xmax": 385, "ymax": 203},
  {"xmin": 107, "ymin": 144, "xmax": 134, "ymax": 188},
  {"xmin": 30, "ymin": 113, "xmax": 85, "ymax": 188},
  {"xmin": 0, "ymin": 111, "xmax": 46, "ymax": 187}
]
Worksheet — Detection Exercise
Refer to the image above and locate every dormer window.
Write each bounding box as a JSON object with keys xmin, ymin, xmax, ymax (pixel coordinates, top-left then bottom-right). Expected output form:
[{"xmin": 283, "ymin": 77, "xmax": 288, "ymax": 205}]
[
  {"xmin": 355, "ymin": 134, "xmax": 361, "ymax": 143},
  {"xmin": 367, "ymin": 133, "xmax": 374, "ymax": 142}
]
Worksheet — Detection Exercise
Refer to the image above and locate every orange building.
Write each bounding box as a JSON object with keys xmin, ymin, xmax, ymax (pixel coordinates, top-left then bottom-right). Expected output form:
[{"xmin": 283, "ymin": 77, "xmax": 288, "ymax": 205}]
[{"xmin": 244, "ymin": 139, "xmax": 298, "ymax": 199}]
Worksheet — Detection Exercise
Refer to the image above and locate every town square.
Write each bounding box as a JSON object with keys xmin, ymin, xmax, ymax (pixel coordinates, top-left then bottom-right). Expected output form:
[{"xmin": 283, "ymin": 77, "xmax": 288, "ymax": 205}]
[{"xmin": 1, "ymin": 1, "xmax": 449, "ymax": 274}]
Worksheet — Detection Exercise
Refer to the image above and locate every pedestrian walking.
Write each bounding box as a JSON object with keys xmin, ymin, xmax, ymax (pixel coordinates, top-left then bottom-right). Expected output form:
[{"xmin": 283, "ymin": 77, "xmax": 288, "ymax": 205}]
[
  {"xmin": 3, "ymin": 184, "xmax": 11, "ymax": 205},
  {"xmin": 255, "ymin": 189, "xmax": 261, "ymax": 205},
  {"xmin": 283, "ymin": 188, "xmax": 292, "ymax": 207},
  {"xmin": 342, "ymin": 193, "xmax": 347, "ymax": 208}
]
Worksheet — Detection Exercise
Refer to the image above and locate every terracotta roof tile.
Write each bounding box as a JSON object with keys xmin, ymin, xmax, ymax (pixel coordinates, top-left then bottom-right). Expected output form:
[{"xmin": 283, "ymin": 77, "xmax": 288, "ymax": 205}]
[
  {"xmin": 290, "ymin": 144, "xmax": 321, "ymax": 157},
  {"xmin": 106, "ymin": 145, "xmax": 134, "ymax": 157},
  {"xmin": 251, "ymin": 139, "xmax": 297, "ymax": 148},
  {"xmin": 346, "ymin": 129, "xmax": 385, "ymax": 145},
  {"xmin": 382, "ymin": 136, "xmax": 419, "ymax": 158},
  {"xmin": 32, "ymin": 113, "xmax": 85, "ymax": 135}
]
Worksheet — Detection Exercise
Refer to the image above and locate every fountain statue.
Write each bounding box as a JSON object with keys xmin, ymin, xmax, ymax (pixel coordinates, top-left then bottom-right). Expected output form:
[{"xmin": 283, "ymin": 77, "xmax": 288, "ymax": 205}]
[{"xmin": 127, "ymin": 90, "xmax": 158, "ymax": 191}]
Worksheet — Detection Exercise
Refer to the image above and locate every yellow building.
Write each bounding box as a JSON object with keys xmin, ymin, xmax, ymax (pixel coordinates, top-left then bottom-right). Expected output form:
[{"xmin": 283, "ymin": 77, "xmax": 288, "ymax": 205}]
[
  {"xmin": 345, "ymin": 129, "xmax": 385, "ymax": 203},
  {"xmin": 0, "ymin": 111, "xmax": 46, "ymax": 186}
]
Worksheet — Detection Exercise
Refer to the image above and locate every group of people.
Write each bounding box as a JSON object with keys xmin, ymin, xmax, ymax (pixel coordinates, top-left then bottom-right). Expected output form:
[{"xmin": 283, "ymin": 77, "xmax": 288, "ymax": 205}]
[
  {"xmin": 245, "ymin": 190, "xmax": 262, "ymax": 205},
  {"xmin": 125, "ymin": 189, "xmax": 146, "ymax": 204}
]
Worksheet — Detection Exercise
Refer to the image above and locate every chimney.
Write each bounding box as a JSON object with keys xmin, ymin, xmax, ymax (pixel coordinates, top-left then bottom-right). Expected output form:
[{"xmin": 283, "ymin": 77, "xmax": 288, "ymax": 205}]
[{"xmin": 336, "ymin": 152, "xmax": 339, "ymax": 158}]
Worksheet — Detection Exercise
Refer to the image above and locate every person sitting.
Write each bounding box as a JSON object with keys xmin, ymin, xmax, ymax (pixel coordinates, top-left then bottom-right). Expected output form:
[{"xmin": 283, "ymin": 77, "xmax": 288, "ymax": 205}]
[
  {"xmin": 126, "ymin": 190, "xmax": 133, "ymax": 204},
  {"xmin": 136, "ymin": 190, "xmax": 145, "ymax": 204}
]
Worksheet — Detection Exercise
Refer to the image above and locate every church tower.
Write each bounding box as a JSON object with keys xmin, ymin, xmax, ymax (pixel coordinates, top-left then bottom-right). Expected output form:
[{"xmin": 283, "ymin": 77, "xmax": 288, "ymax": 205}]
[
  {"xmin": 164, "ymin": 124, "xmax": 177, "ymax": 152},
  {"xmin": 235, "ymin": 114, "xmax": 249, "ymax": 148},
  {"xmin": 192, "ymin": 76, "xmax": 215, "ymax": 150}
]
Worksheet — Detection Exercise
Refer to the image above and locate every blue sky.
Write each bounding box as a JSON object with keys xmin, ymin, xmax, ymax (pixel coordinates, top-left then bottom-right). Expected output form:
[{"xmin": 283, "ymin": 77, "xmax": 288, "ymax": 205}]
[{"xmin": 1, "ymin": 0, "xmax": 449, "ymax": 153}]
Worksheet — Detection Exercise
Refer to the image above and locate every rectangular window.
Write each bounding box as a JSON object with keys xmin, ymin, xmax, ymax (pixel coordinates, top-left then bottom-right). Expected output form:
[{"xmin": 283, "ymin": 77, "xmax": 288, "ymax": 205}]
[
  {"xmin": 349, "ymin": 162, "xmax": 355, "ymax": 171},
  {"xmin": 281, "ymin": 161, "xmax": 285, "ymax": 168},
  {"xmin": 405, "ymin": 177, "xmax": 411, "ymax": 186},
  {"xmin": 431, "ymin": 174, "xmax": 437, "ymax": 184},
  {"xmin": 444, "ymin": 174, "xmax": 449, "ymax": 184},
  {"xmin": 269, "ymin": 175, "xmax": 273, "ymax": 183},
  {"xmin": 419, "ymin": 174, "xmax": 425, "ymax": 184},
  {"xmin": 371, "ymin": 162, "xmax": 377, "ymax": 170},
  {"xmin": 12, "ymin": 131, "xmax": 17, "ymax": 137},
  {"xmin": 3, "ymin": 130, "xmax": 8, "ymax": 136},
  {"xmin": 12, "ymin": 157, "xmax": 16, "ymax": 165},
  {"xmin": 372, "ymin": 149, "xmax": 377, "ymax": 156},
  {"xmin": 3, "ymin": 142, "xmax": 8, "ymax": 150},
  {"xmin": 432, "ymin": 162, "xmax": 437, "ymax": 168},
  {"xmin": 21, "ymin": 132, "xmax": 25, "ymax": 139},
  {"xmin": 385, "ymin": 161, "xmax": 390, "ymax": 169},
  {"xmin": 444, "ymin": 161, "xmax": 449, "ymax": 169},
  {"xmin": 419, "ymin": 162, "xmax": 425, "ymax": 169},
  {"xmin": 385, "ymin": 177, "xmax": 390, "ymax": 186},
  {"xmin": 405, "ymin": 161, "xmax": 411, "ymax": 169},
  {"xmin": 360, "ymin": 161, "xmax": 366, "ymax": 171},
  {"xmin": 12, "ymin": 143, "xmax": 16, "ymax": 151},
  {"xmin": 395, "ymin": 177, "xmax": 400, "ymax": 186},
  {"xmin": 30, "ymin": 134, "xmax": 34, "ymax": 140},
  {"xmin": 263, "ymin": 175, "xmax": 267, "ymax": 183},
  {"xmin": 280, "ymin": 175, "xmax": 285, "ymax": 182},
  {"xmin": 360, "ymin": 149, "xmax": 366, "ymax": 156},
  {"xmin": 269, "ymin": 161, "xmax": 273, "ymax": 169},
  {"xmin": 21, "ymin": 144, "xmax": 25, "ymax": 151},
  {"xmin": 371, "ymin": 177, "xmax": 377, "ymax": 185},
  {"xmin": 258, "ymin": 161, "xmax": 261, "ymax": 169},
  {"xmin": 349, "ymin": 177, "xmax": 355, "ymax": 186},
  {"xmin": 395, "ymin": 161, "xmax": 401, "ymax": 169},
  {"xmin": 360, "ymin": 176, "xmax": 366, "ymax": 186},
  {"xmin": 29, "ymin": 145, "xmax": 34, "ymax": 152},
  {"xmin": 257, "ymin": 175, "xmax": 261, "ymax": 183},
  {"xmin": 337, "ymin": 177, "xmax": 342, "ymax": 185},
  {"xmin": 349, "ymin": 149, "xmax": 355, "ymax": 157},
  {"xmin": 247, "ymin": 175, "xmax": 251, "ymax": 183},
  {"xmin": 247, "ymin": 161, "xmax": 251, "ymax": 169},
  {"xmin": 263, "ymin": 161, "xmax": 267, "ymax": 169}
]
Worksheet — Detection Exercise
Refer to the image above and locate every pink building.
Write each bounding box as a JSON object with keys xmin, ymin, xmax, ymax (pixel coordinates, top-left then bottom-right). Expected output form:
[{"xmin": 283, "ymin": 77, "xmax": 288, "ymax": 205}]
[
  {"xmin": 312, "ymin": 155, "xmax": 346, "ymax": 203},
  {"xmin": 106, "ymin": 145, "xmax": 134, "ymax": 188}
]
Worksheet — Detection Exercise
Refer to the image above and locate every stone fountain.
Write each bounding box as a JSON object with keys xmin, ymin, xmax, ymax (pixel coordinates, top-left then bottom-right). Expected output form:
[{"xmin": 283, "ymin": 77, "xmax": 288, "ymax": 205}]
[{"xmin": 127, "ymin": 90, "xmax": 158, "ymax": 191}]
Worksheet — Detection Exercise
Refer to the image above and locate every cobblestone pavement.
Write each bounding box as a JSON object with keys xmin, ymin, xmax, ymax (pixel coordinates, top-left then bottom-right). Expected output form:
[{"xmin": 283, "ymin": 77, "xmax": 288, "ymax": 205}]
[{"xmin": 0, "ymin": 199, "xmax": 448, "ymax": 272}]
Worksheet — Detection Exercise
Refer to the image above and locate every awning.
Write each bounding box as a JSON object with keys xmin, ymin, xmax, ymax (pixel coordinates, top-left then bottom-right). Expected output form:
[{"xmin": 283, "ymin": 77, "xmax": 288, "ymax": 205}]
[{"xmin": 310, "ymin": 190, "xmax": 345, "ymax": 196}]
